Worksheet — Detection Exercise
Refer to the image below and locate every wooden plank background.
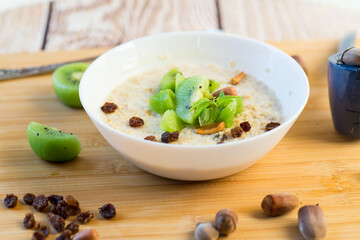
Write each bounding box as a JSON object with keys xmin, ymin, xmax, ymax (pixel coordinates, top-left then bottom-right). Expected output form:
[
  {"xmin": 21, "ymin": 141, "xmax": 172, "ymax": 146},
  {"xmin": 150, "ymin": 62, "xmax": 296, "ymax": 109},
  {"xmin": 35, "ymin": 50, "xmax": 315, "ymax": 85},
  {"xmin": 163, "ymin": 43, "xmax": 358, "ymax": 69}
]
[{"xmin": 2, "ymin": 0, "xmax": 360, "ymax": 54}]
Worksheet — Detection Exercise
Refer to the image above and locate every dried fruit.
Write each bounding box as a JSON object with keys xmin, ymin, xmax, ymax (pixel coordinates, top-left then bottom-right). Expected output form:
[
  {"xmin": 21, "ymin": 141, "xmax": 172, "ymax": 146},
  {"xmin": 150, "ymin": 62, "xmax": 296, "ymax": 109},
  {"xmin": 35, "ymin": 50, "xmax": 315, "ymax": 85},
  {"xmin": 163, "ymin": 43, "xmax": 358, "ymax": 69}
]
[
  {"xmin": 56, "ymin": 230, "xmax": 72, "ymax": 240},
  {"xmin": 230, "ymin": 72, "xmax": 245, "ymax": 85},
  {"xmin": 4, "ymin": 194, "xmax": 18, "ymax": 208},
  {"xmin": 33, "ymin": 194, "xmax": 48, "ymax": 212},
  {"xmin": 73, "ymin": 229, "xmax": 99, "ymax": 240},
  {"xmin": 261, "ymin": 193, "xmax": 299, "ymax": 217},
  {"xmin": 144, "ymin": 135, "xmax": 157, "ymax": 142},
  {"xmin": 99, "ymin": 203, "xmax": 116, "ymax": 219},
  {"xmin": 77, "ymin": 211, "xmax": 94, "ymax": 224},
  {"xmin": 231, "ymin": 126, "xmax": 243, "ymax": 138},
  {"xmin": 170, "ymin": 131, "xmax": 179, "ymax": 142},
  {"xmin": 48, "ymin": 213, "xmax": 65, "ymax": 233},
  {"xmin": 129, "ymin": 116, "xmax": 144, "ymax": 127},
  {"xmin": 47, "ymin": 194, "xmax": 63, "ymax": 205},
  {"xmin": 194, "ymin": 122, "xmax": 225, "ymax": 135},
  {"xmin": 23, "ymin": 213, "xmax": 36, "ymax": 229},
  {"xmin": 35, "ymin": 223, "xmax": 50, "ymax": 237},
  {"xmin": 23, "ymin": 193, "xmax": 36, "ymax": 205},
  {"xmin": 265, "ymin": 122, "xmax": 280, "ymax": 131},
  {"xmin": 50, "ymin": 200, "xmax": 71, "ymax": 219},
  {"xmin": 240, "ymin": 121, "xmax": 251, "ymax": 132},
  {"xmin": 214, "ymin": 209, "xmax": 238, "ymax": 235},
  {"xmin": 65, "ymin": 221, "xmax": 80, "ymax": 234},
  {"xmin": 195, "ymin": 222, "xmax": 219, "ymax": 240},
  {"xmin": 32, "ymin": 230, "xmax": 46, "ymax": 240},
  {"xmin": 65, "ymin": 195, "xmax": 81, "ymax": 216},
  {"xmin": 161, "ymin": 131, "xmax": 172, "ymax": 143},
  {"xmin": 298, "ymin": 205, "xmax": 327, "ymax": 240},
  {"xmin": 212, "ymin": 87, "xmax": 238, "ymax": 97},
  {"xmin": 101, "ymin": 102, "xmax": 118, "ymax": 114},
  {"xmin": 340, "ymin": 47, "xmax": 360, "ymax": 67}
]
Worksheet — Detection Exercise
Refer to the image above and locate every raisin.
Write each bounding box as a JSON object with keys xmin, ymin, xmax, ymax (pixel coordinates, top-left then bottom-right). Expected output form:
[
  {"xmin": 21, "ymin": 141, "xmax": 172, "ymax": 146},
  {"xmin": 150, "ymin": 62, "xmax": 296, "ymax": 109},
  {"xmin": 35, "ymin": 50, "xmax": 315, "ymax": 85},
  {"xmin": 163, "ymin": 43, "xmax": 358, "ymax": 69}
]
[
  {"xmin": 170, "ymin": 131, "xmax": 179, "ymax": 142},
  {"xmin": 32, "ymin": 230, "xmax": 46, "ymax": 240},
  {"xmin": 50, "ymin": 200, "xmax": 70, "ymax": 219},
  {"xmin": 161, "ymin": 132, "xmax": 171, "ymax": 143},
  {"xmin": 231, "ymin": 126, "xmax": 243, "ymax": 138},
  {"xmin": 65, "ymin": 195, "xmax": 81, "ymax": 216},
  {"xmin": 4, "ymin": 194, "xmax": 18, "ymax": 208},
  {"xmin": 47, "ymin": 194, "xmax": 63, "ymax": 205},
  {"xmin": 33, "ymin": 194, "xmax": 48, "ymax": 212},
  {"xmin": 48, "ymin": 213, "xmax": 65, "ymax": 233},
  {"xmin": 129, "ymin": 116, "xmax": 144, "ymax": 127},
  {"xmin": 55, "ymin": 230, "xmax": 72, "ymax": 240},
  {"xmin": 144, "ymin": 135, "xmax": 157, "ymax": 142},
  {"xmin": 240, "ymin": 121, "xmax": 251, "ymax": 132},
  {"xmin": 65, "ymin": 221, "xmax": 79, "ymax": 235},
  {"xmin": 35, "ymin": 223, "xmax": 50, "ymax": 237},
  {"xmin": 101, "ymin": 102, "xmax": 118, "ymax": 114},
  {"xmin": 265, "ymin": 122, "xmax": 281, "ymax": 131},
  {"xmin": 77, "ymin": 211, "xmax": 94, "ymax": 224},
  {"xmin": 99, "ymin": 203, "xmax": 116, "ymax": 219},
  {"xmin": 23, "ymin": 213, "xmax": 36, "ymax": 229},
  {"xmin": 23, "ymin": 193, "xmax": 36, "ymax": 205}
]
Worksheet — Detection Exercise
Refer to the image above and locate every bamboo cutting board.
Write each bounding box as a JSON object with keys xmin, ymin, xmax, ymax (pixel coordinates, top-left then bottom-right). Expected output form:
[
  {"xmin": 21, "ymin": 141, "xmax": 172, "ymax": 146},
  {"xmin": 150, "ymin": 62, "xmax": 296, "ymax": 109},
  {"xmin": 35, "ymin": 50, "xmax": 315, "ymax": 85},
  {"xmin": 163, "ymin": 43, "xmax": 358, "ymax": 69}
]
[{"xmin": 0, "ymin": 40, "xmax": 360, "ymax": 240}]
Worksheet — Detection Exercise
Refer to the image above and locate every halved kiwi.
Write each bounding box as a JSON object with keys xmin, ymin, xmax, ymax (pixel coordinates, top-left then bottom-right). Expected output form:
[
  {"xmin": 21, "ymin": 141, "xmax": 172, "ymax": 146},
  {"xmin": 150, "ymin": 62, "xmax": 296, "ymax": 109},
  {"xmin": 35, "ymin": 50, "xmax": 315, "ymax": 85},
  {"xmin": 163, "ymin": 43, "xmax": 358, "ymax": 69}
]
[
  {"xmin": 27, "ymin": 121, "xmax": 81, "ymax": 162},
  {"xmin": 52, "ymin": 62, "xmax": 89, "ymax": 108}
]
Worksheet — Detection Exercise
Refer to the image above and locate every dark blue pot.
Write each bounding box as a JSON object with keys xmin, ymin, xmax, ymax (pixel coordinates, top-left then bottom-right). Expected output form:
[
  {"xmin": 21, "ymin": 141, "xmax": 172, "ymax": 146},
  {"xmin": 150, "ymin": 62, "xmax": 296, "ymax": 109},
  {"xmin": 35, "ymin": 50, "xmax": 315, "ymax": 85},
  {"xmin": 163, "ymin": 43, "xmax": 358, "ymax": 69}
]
[{"xmin": 328, "ymin": 52, "xmax": 360, "ymax": 137}]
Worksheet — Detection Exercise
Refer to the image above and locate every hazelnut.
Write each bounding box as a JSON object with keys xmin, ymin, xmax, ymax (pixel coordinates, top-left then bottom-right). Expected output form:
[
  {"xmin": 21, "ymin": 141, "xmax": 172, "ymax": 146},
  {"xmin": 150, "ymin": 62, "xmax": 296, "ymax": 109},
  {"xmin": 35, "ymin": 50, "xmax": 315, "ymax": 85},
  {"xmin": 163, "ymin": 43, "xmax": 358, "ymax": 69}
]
[
  {"xmin": 341, "ymin": 47, "xmax": 360, "ymax": 66},
  {"xmin": 298, "ymin": 205, "xmax": 327, "ymax": 240},
  {"xmin": 214, "ymin": 209, "xmax": 238, "ymax": 235},
  {"xmin": 261, "ymin": 193, "xmax": 299, "ymax": 217},
  {"xmin": 195, "ymin": 222, "xmax": 219, "ymax": 240}
]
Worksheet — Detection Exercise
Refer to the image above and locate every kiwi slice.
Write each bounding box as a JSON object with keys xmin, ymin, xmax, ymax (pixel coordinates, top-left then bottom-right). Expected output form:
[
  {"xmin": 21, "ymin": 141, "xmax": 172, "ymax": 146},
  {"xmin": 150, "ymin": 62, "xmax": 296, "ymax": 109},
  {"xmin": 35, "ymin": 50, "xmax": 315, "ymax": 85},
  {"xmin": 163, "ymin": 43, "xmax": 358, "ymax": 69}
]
[
  {"xmin": 27, "ymin": 121, "xmax": 81, "ymax": 162},
  {"xmin": 209, "ymin": 79, "xmax": 221, "ymax": 93},
  {"xmin": 175, "ymin": 75, "xmax": 209, "ymax": 125},
  {"xmin": 175, "ymin": 72, "xmax": 186, "ymax": 92},
  {"xmin": 216, "ymin": 100, "xmax": 237, "ymax": 128},
  {"xmin": 149, "ymin": 89, "xmax": 176, "ymax": 114},
  {"xmin": 52, "ymin": 62, "xmax": 89, "ymax": 108},
  {"xmin": 160, "ymin": 68, "xmax": 179, "ymax": 92},
  {"xmin": 160, "ymin": 110, "xmax": 185, "ymax": 132}
]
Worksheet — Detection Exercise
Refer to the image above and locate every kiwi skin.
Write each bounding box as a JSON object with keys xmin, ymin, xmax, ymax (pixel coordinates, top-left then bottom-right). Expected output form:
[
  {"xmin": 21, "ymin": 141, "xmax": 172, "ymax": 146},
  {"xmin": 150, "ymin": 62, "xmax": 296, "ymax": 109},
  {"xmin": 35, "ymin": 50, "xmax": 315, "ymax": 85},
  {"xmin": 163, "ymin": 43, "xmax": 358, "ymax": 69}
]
[{"xmin": 27, "ymin": 121, "xmax": 81, "ymax": 162}]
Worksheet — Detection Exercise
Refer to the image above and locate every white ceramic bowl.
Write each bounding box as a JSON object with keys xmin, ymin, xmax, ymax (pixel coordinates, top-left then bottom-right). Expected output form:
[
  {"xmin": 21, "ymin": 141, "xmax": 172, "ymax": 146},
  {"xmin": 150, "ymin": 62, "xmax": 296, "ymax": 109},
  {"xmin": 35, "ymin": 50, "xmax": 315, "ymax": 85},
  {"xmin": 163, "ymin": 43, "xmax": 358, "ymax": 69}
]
[{"xmin": 80, "ymin": 32, "xmax": 309, "ymax": 181}]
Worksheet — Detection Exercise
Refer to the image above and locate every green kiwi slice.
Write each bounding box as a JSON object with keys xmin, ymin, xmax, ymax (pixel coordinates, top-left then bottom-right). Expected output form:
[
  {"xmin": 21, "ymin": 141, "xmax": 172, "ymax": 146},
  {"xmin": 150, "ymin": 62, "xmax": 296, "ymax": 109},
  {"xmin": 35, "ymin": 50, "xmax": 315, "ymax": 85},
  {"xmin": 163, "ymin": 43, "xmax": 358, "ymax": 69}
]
[
  {"xmin": 52, "ymin": 62, "xmax": 89, "ymax": 108},
  {"xmin": 175, "ymin": 75, "xmax": 209, "ymax": 125},
  {"xmin": 159, "ymin": 68, "xmax": 179, "ymax": 92},
  {"xmin": 27, "ymin": 121, "xmax": 81, "ymax": 162},
  {"xmin": 209, "ymin": 79, "xmax": 221, "ymax": 93},
  {"xmin": 149, "ymin": 89, "xmax": 175, "ymax": 114},
  {"xmin": 160, "ymin": 110, "xmax": 186, "ymax": 132},
  {"xmin": 216, "ymin": 100, "xmax": 237, "ymax": 128},
  {"xmin": 175, "ymin": 72, "xmax": 186, "ymax": 92}
]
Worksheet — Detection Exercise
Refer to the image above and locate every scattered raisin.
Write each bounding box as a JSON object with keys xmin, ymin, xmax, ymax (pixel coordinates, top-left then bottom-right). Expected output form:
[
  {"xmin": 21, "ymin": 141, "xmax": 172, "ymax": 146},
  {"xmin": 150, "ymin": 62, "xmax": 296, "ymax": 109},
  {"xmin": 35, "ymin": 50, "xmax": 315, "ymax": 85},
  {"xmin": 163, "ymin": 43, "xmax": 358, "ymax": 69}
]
[
  {"xmin": 50, "ymin": 200, "xmax": 71, "ymax": 219},
  {"xmin": 47, "ymin": 194, "xmax": 63, "ymax": 205},
  {"xmin": 35, "ymin": 223, "xmax": 50, "ymax": 237},
  {"xmin": 33, "ymin": 195, "xmax": 48, "ymax": 212},
  {"xmin": 129, "ymin": 116, "xmax": 144, "ymax": 127},
  {"xmin": 23, "ymin": 213, "xmax": 36, "ymax": 229},
  {"xmin": 48, "ymin": 213, "xmax": 65, "ymax": 233},
  {"xmin": 144, "ymin": 135, "xmax": 157, "ymax": 142},
  {"xmin": 4, "ymin": 194, "xmax": 18, "ymax": 208},
  {"xmin": 55, "ymin": 230, "xmax": 72, "ymax": 240},
  {"xmin": 32, "ymin": 230, "xmax": 46, "ymax": 240},
  {"xmin": 170, "ymin": 131, "xmax": 179, "ymax": 142},
  {"xmin": 265, "ymin": 122, "xmax": 281, "ymax": 131},
  {"xmin": 101, "ymin": 102, "xmax": 118, "ymax": 114},
  {"xmin": 65, "ymin": 195, "xmax": 81, "ymax": 216},
  {"xmin": 23, "ymin": 193, "xmax": 36, "ymax": 205},
  {"xmin": 77, "ymin": 211, "xmax": 94, "ymax": 224},
  {"xmin": 99, "ymin": 203, "xmax": 116, "ymax": 219},
  {"xmin": 231, "ymin": 126, "xmax": 243, "ymax": 138},
  {"xmin": 240, "ymin": 121, "xmax": 251, "ymax": 132},
  {"xmin": 216, "ymin": 133, "xmax": 228, "ymax": 144},
  {"xmin": 161, "ymin": 132, "xmax": 171, "ymax": 143},
  {"xmin": 65, "ymin": 221, "xmax": 79, "ymax": 235}
]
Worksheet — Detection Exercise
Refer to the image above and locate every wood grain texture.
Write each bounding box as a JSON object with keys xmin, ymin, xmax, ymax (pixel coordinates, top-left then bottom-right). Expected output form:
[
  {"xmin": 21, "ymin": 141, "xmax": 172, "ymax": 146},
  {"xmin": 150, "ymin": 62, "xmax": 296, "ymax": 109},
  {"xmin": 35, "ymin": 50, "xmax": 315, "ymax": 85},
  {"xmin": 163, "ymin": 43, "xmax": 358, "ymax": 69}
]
[
  {"xmin": 219, "ymin": 0, "xmax": 360, "ymax": 41},
  {"xmin": 1, "ymin": 40, "xmax": 360, "ymax": 239},
  {"xmin": 44, "ymin": 0, "xmax": 218, "ymax": 51},
  {"xmin": 0, "ymin": 3, "xmax": 50, "ymax": 54}
]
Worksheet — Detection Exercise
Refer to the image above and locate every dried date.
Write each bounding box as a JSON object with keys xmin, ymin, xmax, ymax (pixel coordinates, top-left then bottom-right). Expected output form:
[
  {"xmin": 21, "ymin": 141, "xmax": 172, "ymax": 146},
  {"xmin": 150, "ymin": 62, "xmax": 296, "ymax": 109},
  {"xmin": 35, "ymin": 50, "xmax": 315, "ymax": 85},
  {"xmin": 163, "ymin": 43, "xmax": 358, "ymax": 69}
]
[
  {"xmin": 240, "ymin": 121, "xmax": 251, "ymax": 132},
  {"xmin": 4, "ymin": 194, "xmax": 18, "ymax": 208},
  {"xmin": 23, "ymin": 193, "xmax": 36, "ymax": 205},
  {"xmin": 33, "ymin": 194, "xmax": 48, "ymax": 212},
  {"xmin": 77, "ymin": 211, "xmax": 94, "ymax": 224},
  {"xmin": 48, "ymin": 213, "xmax": 65, "ymax": 233},
  {"xmin": 23, "ymin": 213, "xmax": 36, "ymax": 229},
  {"xmin": 65, "ymin": 195, "xmax": 81, "ymax": 216},
  {"xmin": 99, "ymin": 203, "xmax": 116, "ymax": 219},
  {"xmin": 129, "ymin": 116, "xmax": 144, "ymax": 127},
  {"xmin": 101, "ymin": 102, "xmax": 118, "ymax": 114}
]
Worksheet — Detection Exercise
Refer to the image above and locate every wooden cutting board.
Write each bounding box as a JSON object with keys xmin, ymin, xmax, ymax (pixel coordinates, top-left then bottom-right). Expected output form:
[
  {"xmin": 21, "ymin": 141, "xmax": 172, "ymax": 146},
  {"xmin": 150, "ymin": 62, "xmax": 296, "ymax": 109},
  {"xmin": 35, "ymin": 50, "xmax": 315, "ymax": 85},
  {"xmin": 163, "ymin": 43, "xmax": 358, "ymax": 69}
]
[{"xmin": 0, "ymin": 40, "xmax": 359, "ymax": 240}]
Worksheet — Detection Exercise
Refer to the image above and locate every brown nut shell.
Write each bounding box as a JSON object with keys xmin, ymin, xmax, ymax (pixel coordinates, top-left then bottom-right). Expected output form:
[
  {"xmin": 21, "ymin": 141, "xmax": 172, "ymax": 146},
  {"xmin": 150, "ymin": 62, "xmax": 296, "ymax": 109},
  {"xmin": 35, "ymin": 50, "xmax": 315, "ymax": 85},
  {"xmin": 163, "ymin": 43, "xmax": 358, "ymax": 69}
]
[
  {"xmin": 341, "ymin": 47, "xmax": 360, "ymax": 66},
  {"xmin": 195, "ymin": 222, "xmax": 219, "ymax": 240},
  {"xmin": 73, "ymin": 229, "xmax": 99, "ymax": 240},
  {"xmin": 214, "ymin": 208, "xmax": 238, "ymax": 235},
  {"xmin": 298, "ymin": 205, "xmax": 327, "ymax": 240},
  {"xmin": 261, "ymin": 193, "xmax": 299, "ymax": 216},
  {"xmin": 212, "ymin": 87, "xmax": 238, "ymax": 97}
]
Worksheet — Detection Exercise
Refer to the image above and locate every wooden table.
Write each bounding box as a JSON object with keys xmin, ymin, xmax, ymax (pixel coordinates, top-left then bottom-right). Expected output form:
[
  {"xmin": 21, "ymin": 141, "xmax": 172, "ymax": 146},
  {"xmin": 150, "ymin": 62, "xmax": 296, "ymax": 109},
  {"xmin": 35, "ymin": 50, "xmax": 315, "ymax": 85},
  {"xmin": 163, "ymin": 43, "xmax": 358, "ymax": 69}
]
[{"xmin": 0, "ymin": 39, "xmax": 360, "ymax": 239}]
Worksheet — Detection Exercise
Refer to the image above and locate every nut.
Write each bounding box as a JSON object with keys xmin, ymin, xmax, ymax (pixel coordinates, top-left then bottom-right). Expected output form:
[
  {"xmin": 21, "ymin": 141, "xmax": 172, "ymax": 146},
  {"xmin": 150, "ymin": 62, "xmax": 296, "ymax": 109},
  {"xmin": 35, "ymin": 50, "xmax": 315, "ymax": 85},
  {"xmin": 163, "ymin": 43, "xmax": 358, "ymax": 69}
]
[
  {"xmin": 341, "ymin": 47, "xmax": 360, "ymax": 66},
  {"xmin": 229, "ymin": 72, "xmax": 245, "ymax": 85},
  {"xmin": 298, "ymin": 205, "xmax": 327, "ymax": 240},
  {"xmin": 195, "ymin": 222, "xmax": 219, "ymax": 240},
  {"xmin": 212, "ymin": 87, "xmax": 238, "ymax": 97},
  {"xmin": 261, "ymin": 193, "xmax": 299, "ymax": 216},
  {"xmin": 292, "ymin": 55, "xmax": 308, "ymax": 74},
  {"xmin": 214, "ymin": 209, "xmax": 238, "ymax": 235},
  {"xmin": 194, "ymin": 122, "xmax": 225, "ymax": 135},
  {"xmin": 73, "ymin": 229, "xmax": 99, "ymax": 240}
]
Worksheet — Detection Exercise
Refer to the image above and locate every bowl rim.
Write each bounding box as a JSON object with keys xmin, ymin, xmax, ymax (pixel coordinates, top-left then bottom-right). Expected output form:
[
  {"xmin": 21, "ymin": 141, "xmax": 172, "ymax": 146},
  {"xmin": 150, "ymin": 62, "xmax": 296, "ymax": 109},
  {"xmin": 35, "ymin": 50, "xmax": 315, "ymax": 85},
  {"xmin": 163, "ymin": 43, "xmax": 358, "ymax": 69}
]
[{"xmin": 80, "ymin": 31, "xmax": 309, "ymax": 149}]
